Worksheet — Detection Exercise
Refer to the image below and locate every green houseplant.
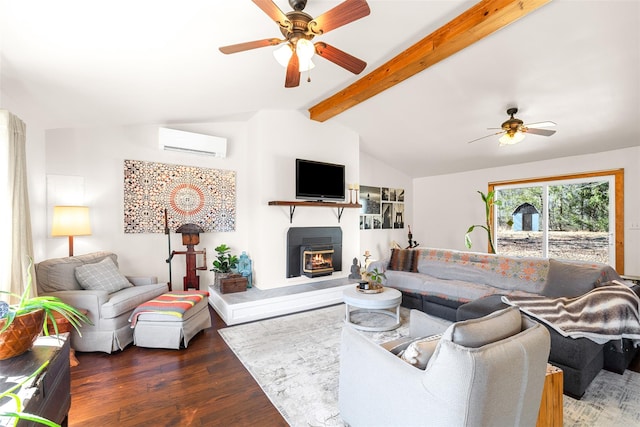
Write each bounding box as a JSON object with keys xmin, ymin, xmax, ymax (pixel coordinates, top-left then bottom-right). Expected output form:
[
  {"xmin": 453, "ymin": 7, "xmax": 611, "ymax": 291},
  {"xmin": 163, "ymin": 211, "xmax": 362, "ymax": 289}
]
[
  {"xmin": 464, "ymin": 190, "xmax": 512, "ymax": 254},
  {"xmin": 211, "ymin": 244, "xmax": 239, "ymax": 288},
  {"xmin": 368, "ymin": 267, "xmax": 386, "ymax": 285},
  {"xmin": 360, "ymin": 267, "xmax": 386, "ymax": 291},
  {"xmin": 0, "ymin": 262, "xmax": 90, "ymax": 360},
  {"xmin": 211, "ymin": 244, "xmax": 239, "ymax": 273}
]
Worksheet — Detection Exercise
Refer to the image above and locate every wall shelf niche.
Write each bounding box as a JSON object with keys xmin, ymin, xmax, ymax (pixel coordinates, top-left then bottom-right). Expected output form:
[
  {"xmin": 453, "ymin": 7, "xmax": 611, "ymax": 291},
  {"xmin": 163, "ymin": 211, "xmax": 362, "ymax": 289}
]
[{"xmin": 268, "ymin": 201, "xmax": 362, "ymax": 223}]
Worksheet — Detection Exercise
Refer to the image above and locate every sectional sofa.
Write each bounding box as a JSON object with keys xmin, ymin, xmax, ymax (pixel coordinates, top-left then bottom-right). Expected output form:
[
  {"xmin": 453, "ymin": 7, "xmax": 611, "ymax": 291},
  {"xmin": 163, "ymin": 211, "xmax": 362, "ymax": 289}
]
[{"xmin": 368, "ymin": 247, "xmax": 640, "ymax": 398}]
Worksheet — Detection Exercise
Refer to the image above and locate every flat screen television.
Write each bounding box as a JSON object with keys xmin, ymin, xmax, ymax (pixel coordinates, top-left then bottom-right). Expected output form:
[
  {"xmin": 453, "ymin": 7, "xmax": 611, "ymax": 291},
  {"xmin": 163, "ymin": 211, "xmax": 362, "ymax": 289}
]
[{"xmin": 296, "ymin": 158, "xmax": 345, "ymax": 202}]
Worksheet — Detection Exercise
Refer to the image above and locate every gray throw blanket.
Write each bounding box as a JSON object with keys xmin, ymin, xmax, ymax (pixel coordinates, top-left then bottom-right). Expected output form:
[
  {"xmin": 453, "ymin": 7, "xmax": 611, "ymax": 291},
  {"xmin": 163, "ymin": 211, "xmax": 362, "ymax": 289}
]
[{"xmin": 502, "ymin": 280, "xmax": 640, "ymax": 346}]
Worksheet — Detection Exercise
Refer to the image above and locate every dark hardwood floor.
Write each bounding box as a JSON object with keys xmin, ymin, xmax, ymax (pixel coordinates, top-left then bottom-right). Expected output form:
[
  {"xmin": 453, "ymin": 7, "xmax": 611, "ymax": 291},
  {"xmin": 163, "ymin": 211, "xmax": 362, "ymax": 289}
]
[
  {"xmin": 69, "ymin": 305, "xmax": 640, "ymax": 426},
  {"xmin": 69, "ymin": 306, "xmax": 287, "ymax": 426}
]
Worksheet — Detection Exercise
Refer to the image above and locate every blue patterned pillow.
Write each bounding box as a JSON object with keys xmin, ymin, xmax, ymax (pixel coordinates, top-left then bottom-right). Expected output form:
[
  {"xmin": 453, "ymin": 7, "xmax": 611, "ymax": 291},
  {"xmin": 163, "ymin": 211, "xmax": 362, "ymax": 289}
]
[{"xmin": 75, "ymin": 257, "xmax": 132, "ymax": 293}]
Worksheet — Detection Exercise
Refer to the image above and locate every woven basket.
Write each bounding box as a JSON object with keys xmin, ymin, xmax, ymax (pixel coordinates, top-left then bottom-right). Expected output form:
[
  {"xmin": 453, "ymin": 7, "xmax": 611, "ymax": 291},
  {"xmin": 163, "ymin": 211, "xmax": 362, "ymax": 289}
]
[{"xmin": 0, "ymin": 309, "xmax": 45, "ymax": 360}]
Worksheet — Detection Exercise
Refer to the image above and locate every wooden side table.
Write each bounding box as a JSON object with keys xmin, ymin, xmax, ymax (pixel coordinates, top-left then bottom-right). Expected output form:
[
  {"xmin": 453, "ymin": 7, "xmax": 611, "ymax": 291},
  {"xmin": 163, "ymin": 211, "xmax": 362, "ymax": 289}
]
[{"xmin": 536, "ymin": 364, "xmax": 563, "ymax": 427}]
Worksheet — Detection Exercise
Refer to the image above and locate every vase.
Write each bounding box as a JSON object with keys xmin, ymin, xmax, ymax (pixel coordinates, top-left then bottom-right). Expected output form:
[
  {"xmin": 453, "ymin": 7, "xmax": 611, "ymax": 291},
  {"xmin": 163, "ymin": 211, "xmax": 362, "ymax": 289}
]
[{"xmin": 0, "ymin": 309, "xmax": 45, "ymax": 360}]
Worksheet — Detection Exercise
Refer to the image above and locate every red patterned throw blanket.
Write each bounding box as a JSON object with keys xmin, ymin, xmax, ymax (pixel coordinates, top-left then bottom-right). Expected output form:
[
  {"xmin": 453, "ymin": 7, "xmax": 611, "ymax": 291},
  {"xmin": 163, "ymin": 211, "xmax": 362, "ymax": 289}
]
[
  {"xmin": 502, "ymin": 281, "xmax": 640, "ymax": 345},
  {"xmin": 129, "ymin": 291, "xmax": 209, "ymax": 327}
]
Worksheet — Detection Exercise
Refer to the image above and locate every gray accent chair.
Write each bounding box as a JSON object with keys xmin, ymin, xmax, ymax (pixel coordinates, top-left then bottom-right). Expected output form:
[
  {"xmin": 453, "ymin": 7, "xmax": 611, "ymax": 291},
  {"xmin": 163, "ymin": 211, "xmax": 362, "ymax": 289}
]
[
  {"xmin": 339, "ymin": 307, "xmax": 551, "ymax": 427},
  {"xmin": 35, "ymin": 251, "xmax": 168, "ymax": 353}
]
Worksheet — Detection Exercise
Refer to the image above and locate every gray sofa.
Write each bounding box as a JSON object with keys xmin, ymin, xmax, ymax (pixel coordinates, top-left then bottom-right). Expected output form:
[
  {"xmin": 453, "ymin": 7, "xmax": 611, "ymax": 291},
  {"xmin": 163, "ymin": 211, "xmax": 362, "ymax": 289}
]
[
  {"xmin": 340, "ymin": 307, "xmax": 551, "ymax": 426},
  {"xmin": 368, "ymin": 247, "xmax": 637, "ymax": 398},
  {"xmin": 36, "ymin": 251, "xmax": 168, "ymax": 353}
]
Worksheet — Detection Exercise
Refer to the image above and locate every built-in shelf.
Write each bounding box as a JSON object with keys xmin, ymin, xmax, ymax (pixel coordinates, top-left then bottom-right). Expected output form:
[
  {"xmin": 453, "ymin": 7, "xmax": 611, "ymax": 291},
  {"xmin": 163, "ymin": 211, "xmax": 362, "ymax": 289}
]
[{"xmin": 269, "ymin": 200, "xmax": 362, "ymax": 223}]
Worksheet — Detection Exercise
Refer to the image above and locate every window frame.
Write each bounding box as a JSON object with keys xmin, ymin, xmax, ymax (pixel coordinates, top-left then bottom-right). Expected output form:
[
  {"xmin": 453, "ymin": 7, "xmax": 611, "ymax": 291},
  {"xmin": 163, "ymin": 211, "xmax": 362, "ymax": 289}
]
[{"xmin": 488, "ymin": 168, "xmax": 624, "ymax": 273}]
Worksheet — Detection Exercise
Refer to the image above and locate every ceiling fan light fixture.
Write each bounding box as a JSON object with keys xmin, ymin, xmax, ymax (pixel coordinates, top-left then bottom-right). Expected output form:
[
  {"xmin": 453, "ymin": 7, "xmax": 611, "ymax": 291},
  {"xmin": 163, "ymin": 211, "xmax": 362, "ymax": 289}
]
[
  {"xmin": 499, "ymin": 131, "xmax": 525, "ymax": 146},
  {"xmin": 273, "ymin": 40, "xmax": 315, "ymax": 72}
]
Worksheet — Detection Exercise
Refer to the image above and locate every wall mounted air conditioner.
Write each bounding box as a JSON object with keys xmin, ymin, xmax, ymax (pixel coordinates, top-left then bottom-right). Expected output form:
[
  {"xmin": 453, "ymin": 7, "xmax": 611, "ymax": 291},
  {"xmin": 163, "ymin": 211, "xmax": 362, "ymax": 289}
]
[{"xmin": 159, "ymin": 127, "xmax": 227, "ymax": 158}]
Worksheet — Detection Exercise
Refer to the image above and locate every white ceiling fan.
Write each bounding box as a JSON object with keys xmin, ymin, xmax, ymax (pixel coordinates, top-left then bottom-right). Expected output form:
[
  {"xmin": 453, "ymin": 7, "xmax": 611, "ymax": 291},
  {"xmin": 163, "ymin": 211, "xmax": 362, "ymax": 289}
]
[{"xmin": 468, "ymin": 108, "xmax": 557, "ymax": 146}]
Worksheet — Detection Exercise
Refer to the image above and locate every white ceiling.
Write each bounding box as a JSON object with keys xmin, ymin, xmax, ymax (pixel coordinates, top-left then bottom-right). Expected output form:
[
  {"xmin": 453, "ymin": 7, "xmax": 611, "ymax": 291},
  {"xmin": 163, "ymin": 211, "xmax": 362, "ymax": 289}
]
[{"xmin": 1, "ymin": 0, "xmax": 639, "ymax": 177}]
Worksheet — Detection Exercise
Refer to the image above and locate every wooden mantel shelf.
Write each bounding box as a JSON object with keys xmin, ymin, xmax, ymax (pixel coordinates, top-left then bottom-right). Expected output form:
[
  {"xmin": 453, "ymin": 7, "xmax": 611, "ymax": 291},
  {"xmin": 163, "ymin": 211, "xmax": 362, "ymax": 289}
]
[{"xmin": 268, "ymin": 201, "xmax": 362, "ymax": 223}]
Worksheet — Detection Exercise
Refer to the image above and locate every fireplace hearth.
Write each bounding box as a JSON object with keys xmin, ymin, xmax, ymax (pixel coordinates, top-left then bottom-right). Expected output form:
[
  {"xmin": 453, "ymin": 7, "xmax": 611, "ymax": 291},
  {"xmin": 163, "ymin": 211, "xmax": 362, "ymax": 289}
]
[{"xmin": 286, "ymin": 227, "xmax": 342, "ymax": 278}]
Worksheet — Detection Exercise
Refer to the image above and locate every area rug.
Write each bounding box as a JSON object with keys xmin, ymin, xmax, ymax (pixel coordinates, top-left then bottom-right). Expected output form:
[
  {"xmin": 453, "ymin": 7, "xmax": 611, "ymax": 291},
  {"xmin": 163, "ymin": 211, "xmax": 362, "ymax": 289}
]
[{"xmin": 219, "ymin": 304, "xmax": 640, "ymax": 427}]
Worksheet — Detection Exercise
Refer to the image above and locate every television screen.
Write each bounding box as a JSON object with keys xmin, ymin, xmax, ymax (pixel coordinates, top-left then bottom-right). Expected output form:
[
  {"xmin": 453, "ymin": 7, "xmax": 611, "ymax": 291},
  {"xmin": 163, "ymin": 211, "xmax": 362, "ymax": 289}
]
[{"xmin": 296, "ymin": 159, "xmax": 345, "ymax": 202}]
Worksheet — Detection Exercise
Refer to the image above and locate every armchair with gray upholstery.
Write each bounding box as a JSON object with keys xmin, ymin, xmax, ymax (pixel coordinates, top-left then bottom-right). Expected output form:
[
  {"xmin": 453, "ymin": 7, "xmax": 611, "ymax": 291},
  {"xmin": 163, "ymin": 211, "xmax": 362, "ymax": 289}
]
[
  {"xmin": 35, "ymin": 251, "xmax": 168, "ymax": 353},
  {"xmin": 339, "ymin": 307, "xmax": 551, "ymax": 427}
]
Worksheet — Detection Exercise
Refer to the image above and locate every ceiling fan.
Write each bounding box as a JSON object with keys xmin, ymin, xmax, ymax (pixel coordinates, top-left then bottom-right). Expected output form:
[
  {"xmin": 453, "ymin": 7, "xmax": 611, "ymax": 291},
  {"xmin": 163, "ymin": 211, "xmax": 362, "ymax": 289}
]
[
  {"xmin": 219, "ymin": 0, "xmax": 370, "ymax": 88},
  {"xmin": 468, "ymin": 108, "xmax": 557, "ymax": 146}
]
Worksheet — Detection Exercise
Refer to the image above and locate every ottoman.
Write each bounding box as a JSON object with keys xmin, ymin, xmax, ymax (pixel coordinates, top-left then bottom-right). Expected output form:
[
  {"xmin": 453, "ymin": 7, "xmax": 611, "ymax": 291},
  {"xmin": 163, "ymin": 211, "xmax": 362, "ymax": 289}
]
[
  {"xmin": 131, "ymin": 293, "xmax": 211, "ymax": 349},
  {"xmin": 457, "ymin": 295, "xmax": 604, "ymax": 399}
]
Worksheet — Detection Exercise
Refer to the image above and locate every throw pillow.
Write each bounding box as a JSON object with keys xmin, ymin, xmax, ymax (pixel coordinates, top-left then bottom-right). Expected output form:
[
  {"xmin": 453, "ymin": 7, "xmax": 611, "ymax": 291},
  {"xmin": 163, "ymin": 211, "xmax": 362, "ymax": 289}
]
[
  {"xmin": 448, "ymin": 306, "xmax": 521, "ymax": 348},
  {"xmin": 541, "ymin": 259, "xmax": 604, "ymax": 298},
  {"xmin": 75, "ymin": 257, "xmax": 132, "ymax": 293},
  {"xmin": 382, "ymin": 336, "xmax": 416, "ymax": 355},
  {"xmin": 387, "ymin": 249, "xmax": 419, "ymax": 272},
  {"xmin": 399, "ymin": 334, "xmax": 442, "ymax": 369}
]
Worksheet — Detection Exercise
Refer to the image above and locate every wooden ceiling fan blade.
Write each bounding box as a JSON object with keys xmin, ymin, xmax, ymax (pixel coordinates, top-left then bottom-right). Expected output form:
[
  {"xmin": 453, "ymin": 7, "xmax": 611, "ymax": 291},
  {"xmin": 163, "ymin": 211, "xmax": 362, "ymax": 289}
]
[
  {"xmin": 219, "ymin": 38, "xmax": 284, "ymax": 54},
  {"xmin": 309, "ymin": 0, "xmax": 370, "ymax": 35},
  {"xmin": 524, "ymin": 128, "xmax": 556, "ymax": 136},
  {"xmin": 285, "ymin": 51, "xmax": 301, "ymax": 88},
  {"xmin": 252, "ymin": 0, "xmax": 292, "ymax": 30},
  {"xmin": 467, "ymin": 131, "xmax": 505, "ymax": 144},
  {"xmin": 524, "ymin": 121, "xmax": 556, "ymax": 128},
  {"xmin": 315, "ymin": 42, "xmax": 366, "ymax": 74}
]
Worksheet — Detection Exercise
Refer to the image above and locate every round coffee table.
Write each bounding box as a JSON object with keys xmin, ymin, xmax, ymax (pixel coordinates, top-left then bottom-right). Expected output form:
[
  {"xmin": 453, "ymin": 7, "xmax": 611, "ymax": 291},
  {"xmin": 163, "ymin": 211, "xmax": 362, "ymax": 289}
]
[{"xmin": 343, "ymin": 286, "xmax": 402, "ymax": 331}]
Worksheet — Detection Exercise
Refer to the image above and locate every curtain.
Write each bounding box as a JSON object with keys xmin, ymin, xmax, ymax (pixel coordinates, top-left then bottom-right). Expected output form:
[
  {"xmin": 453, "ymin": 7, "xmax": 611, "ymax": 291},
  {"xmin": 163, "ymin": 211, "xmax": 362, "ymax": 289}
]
[{"xmin": 0, "ymin": 110, "xmax": 35, "ymax": 303}]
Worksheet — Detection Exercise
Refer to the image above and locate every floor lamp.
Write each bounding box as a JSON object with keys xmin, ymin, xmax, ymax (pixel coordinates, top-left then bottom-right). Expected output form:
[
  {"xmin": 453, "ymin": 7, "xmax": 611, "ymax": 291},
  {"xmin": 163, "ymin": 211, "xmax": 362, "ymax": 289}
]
[{"xmin": 51, "ymin": 206, "xmax": 92, "ymax": 256}]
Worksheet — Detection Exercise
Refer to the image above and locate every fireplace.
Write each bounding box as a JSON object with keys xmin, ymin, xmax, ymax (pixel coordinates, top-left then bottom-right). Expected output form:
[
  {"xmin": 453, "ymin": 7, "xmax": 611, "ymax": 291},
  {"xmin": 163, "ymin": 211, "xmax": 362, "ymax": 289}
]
[
  {"xmin": 301, "ymin": 245, "xmax": 334, "ymax": 278},
  {"xmin": 286, "ymin": 227, "xmax": 342, "ymax": 278}
]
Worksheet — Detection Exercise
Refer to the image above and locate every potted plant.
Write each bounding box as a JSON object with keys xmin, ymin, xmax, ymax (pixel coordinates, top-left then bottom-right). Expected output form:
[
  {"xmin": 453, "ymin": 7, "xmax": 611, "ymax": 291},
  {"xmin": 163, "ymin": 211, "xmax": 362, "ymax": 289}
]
[
  {"xmin": 211, "ymin": 244, "xmax": 239, "ymax": 288},
  {"xmin": 464, "ymin": 190, "xmax": 512, "ymax": 254},
  {"xmin": 361, "ymin": 267, "xmax": 386, "ymax": 291},
  {"xmin": 0, "ymin": 263, "xmax": 90, "ymax": 360}
]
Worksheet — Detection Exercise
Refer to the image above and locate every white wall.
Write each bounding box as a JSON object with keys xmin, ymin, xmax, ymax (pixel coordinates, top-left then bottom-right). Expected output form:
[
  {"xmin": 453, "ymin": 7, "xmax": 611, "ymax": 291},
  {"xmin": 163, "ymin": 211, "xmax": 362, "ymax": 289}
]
[
  {"xmin": 413, "ymin": 146, "xmax": 640, "ymax": 276},
  {"xmin": 359, "ymin": 151, "xmax": 413, "ymax": 263},
  {"xmin": 36, "ymin": 110, "xmax": 360, "ymax": 290},
  {"xmin": 43, "ymin": 122, "xmax": 250, "ymax": 290},
  {"xmin": 245, "ymin": 110, "xmax": 360, "ymax": 288}
]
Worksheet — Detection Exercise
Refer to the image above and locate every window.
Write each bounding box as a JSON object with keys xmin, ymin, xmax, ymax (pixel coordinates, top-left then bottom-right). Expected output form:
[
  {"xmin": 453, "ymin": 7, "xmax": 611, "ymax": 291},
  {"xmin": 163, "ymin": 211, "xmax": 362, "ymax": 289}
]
[{"xmin": 489, "ymin": 169, "xmax": 624, "ymax": 273}]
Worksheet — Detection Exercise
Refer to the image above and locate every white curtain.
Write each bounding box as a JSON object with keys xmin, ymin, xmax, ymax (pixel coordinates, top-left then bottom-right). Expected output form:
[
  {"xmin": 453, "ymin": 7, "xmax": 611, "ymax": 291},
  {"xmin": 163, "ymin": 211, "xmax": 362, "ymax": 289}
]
[{"xmin": 0, "ymin": 110, "xmax": 35, "ymax": 302}]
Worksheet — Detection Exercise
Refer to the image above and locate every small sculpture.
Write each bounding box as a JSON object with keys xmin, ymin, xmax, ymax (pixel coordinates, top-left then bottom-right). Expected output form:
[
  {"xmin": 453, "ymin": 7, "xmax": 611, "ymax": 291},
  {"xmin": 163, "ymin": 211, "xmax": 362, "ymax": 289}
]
[
  {"xmin": 406, "ymin": 225, "xmax": 419, "ymax": 249},
  {"xmin": 348, "ymin": 257, "xmax": 361, "ymax": 279},
  {"xmin": 238, "ymin": 251, "xmax": 253, "ymax": 288}
]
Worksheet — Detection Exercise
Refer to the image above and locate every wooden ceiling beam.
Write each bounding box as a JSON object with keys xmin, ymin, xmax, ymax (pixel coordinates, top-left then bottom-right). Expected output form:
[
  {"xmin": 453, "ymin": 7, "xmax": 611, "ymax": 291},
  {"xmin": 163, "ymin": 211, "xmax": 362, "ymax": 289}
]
[{"xmin": 309, "ymin": 0, "xmax": 553, "ymax": 122}]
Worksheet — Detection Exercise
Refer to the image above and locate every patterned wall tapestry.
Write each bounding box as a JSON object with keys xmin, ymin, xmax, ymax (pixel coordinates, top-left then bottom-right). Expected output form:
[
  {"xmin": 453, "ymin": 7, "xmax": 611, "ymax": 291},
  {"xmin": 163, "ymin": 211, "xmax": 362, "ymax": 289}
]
[{"xmin": 124, "ymin": 160, "xmax": 236, "ymax": 233}]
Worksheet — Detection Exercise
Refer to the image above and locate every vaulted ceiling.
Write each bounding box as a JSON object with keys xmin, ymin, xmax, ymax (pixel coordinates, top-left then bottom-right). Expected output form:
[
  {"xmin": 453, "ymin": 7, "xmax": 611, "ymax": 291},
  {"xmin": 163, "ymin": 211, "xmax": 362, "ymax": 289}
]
[{"xmin": 1, "ymin": 0, "xmax": 638, "ymax": 177}]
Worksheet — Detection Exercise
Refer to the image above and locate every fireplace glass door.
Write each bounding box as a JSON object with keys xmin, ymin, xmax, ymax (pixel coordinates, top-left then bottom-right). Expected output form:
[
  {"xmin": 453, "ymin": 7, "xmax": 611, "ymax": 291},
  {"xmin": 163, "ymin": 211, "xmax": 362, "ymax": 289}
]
[{"xmin": 301, "ymin": 246, "xmax": 334, "ymax": 278}]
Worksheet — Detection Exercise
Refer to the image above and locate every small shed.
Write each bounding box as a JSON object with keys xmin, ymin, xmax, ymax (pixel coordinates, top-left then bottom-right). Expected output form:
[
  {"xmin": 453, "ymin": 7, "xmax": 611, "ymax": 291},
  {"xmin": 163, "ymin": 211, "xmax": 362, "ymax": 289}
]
[{"xmin": 512, "ymin": 203, "xmax": 540, "ymax": 231}]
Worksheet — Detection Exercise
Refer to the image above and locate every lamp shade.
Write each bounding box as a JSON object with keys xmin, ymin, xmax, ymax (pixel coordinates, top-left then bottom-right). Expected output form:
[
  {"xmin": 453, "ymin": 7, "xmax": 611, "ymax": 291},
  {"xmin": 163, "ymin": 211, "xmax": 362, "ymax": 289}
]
[
  {"xmin": 51, "ymin": 206, "xmax": 92, "ymax": 237},
  {"xmin": 273, "ymin": 41, "xmax": 316, "ymax": 72},
  {"xmin": 499, "ymin": 131, "xmax": 526, "ymax": 146}
]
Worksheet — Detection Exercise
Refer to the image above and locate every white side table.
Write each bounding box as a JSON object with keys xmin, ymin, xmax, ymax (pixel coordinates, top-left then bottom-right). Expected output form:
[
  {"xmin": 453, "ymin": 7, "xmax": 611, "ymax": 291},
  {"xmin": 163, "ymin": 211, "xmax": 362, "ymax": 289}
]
[{"xmin": 343, "ymin": 286, "xmax": 402, "ymax": 331}]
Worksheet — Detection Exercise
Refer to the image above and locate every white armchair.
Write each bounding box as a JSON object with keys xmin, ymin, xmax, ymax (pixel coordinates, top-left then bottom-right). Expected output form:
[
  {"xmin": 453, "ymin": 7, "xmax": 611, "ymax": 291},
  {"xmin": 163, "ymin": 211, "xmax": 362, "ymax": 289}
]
[
  {"xmin": 35, "ymin": 252, "xmax": 168, "ymax": 353},
  {"xmin": 339, "ymin": 307, "xmax": 551, "ymax": 427}
]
